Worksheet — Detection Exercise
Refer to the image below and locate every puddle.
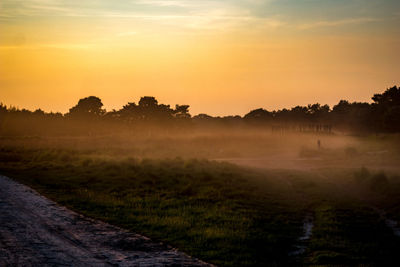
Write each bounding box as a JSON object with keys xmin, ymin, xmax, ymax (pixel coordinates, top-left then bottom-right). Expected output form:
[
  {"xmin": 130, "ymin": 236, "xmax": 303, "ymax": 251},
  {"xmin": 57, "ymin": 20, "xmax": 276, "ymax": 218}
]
[
  {"xmin": 385, "ymin": 218, "xmax": 400, "ymax": 237},
  {"xmin": 373, "ymin": 207, "xmax": 400, "ymax": 238},
  {"xmin": 289, "ymin": 215, "xmax": 313, "ymax": 256}
]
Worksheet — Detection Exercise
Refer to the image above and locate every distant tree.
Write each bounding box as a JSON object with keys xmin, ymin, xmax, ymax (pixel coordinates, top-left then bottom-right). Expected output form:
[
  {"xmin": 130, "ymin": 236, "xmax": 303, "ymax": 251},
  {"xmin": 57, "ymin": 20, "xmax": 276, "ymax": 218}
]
[
  {"xmin": 137, "ymin": 96, "xmax": 173, "ymax": 122},
  {"xmin": 372, "ymin": 86, "xmax": 400, "ymax": 106},
  {"xmin": 274, "ymin": 108, "xmax": 291, "ymax": 122},
  {"xmin": 122, "ymin": 102, "xmax": 138, "ymax": 112},
  {"xmin": 0, "ymin": 103, "xmax": 7, "ymax": 115},
  {"xmin": 103, "ymin": 109, "xmax": 120, "ymax": 121},
  {"xmin": 193, "ymin": 113, "xmax": 214, "ymax": 120},
  {"xmin": 139, "ymin": 96, "xmax": 158, "ymax": 108},
  {"xmin": 332, "ymin": 100, "xmax": 351, "ymax": 114},
  {"xmin": 221, "ymin": 115, "xmax": 242, "ymax": 125},
  {"xmin": 118, "ymin": 102, "xmax": 139, "ymax": 122},
  {"xmin": 244, "ymin": 108, "xmax": 272, "ymax": 122},
  {"xmin": 174, "ymin": 105, "xmax": 191, "ymax": 119},
  {"xmin": 67, "ymin": 96, "xmax": 105, "ymax": 118},
  {"xmin": 2, "ymin": 84, "xmax": 400, "ymax": 135},
  {"xmin": 307, "ymin": 103, "xmax": 330, "ymax": 122},
  {"xmin": 192, "ymin": 113, "xmax": 215, "ymax": 125},
  {"xmin": 383, "ymin": 106, "xmax": 400, "ymax": 132},
  {"xmin": 289, "ymin": 106, "xmax": 309, "ymax": 122},
  {"xmin": 371, "ymin": 86, "xmax": 400, "ymax": 131},
  {"xmin": 0, "ymin": 103, "xmax": 7, "ymax": 126},
  {"xmin": 48, "ymin": 112, "xmax": 63, "ymax": 119},
  {"xmin": 33, "ymin": 109, "xmax": 45, "ymax": 116},
  {"xmin": 117, "ymin": 97, "xmax": 191, "ymax": 124},
  {"xmin": 331, "ymin": 100, "xmax": 371, "ymax": 131}
]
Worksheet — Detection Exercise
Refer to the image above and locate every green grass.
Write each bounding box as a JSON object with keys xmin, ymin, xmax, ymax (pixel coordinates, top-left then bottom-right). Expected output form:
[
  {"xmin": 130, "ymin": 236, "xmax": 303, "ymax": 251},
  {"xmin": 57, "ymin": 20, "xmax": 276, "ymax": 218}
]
[
  {"xmin": 1, "ymin": 143, "xmax": 400, "ymax": 266},
  {"xmin": 306, "ymin": 203, "xmax": 400, "ymax": 266},
  {"xmin": 0, "ymin": 147, "xmax": 306, "ymax": 266}
]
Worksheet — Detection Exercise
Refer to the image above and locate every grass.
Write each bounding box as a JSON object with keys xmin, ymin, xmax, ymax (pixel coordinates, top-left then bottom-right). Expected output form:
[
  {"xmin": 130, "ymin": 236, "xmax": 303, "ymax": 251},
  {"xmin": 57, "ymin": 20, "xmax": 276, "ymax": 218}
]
[
  {"xmin": 0, "ymin": 147, "xmax": 306, "ymax": 266},
  {"xmin": 1, "ymin": 134, "xmax": 400, "ymax": 266},
  {"xmin": 306, "ymin": 203, "xmax": 400, "ymax": 266}
]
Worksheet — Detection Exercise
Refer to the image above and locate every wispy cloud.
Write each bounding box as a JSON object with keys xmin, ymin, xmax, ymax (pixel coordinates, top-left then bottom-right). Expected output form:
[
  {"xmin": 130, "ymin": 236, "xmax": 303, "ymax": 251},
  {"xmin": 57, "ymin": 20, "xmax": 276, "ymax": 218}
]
[
  {"xmin": 134, "ymin": 0, "xmax": 193, "ymax": 8},
  {"xmin": 297, "ymin": 17, "xmax": 381, "ymax": 30},
  {"xmin": 0, "ymin": 0, "xmax": 399, "ymax": 34}
]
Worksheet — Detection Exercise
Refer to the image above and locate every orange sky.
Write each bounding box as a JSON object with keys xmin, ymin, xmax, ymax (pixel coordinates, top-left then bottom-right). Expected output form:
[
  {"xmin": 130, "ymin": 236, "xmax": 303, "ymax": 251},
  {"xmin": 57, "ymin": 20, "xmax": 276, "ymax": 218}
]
[{"xmin": 1, "ymin": 0, "xmax": 399, "ymax": 116}]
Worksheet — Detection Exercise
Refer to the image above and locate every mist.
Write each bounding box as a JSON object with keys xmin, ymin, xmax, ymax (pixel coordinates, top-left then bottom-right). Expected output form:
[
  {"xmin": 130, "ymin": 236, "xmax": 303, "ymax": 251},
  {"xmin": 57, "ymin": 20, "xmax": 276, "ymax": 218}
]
[{"xmin": 1, "ymin": 86, "xmax": 400, "ymax": 266}]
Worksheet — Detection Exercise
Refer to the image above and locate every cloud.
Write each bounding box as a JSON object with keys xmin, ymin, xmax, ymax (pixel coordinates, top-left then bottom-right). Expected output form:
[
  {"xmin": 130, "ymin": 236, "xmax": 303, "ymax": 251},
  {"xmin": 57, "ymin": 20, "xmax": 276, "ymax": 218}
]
[
  {"xmin": 297, "ymin": 17, "xmax": 381, "ymax": 30},
  {"xmin": 134, "ymin": 0, "xmax": 193, "ymax": 8},
  {"xmin": 0, "ymin": 0, "xmax": 398, "ymax": 35}
]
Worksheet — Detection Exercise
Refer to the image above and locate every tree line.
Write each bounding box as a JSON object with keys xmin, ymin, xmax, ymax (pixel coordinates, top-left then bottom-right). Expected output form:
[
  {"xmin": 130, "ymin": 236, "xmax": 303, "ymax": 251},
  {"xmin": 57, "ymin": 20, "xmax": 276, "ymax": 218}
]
[{"xmin": 0, "ymin": 85, "xmax": 399, "ymax": 135}]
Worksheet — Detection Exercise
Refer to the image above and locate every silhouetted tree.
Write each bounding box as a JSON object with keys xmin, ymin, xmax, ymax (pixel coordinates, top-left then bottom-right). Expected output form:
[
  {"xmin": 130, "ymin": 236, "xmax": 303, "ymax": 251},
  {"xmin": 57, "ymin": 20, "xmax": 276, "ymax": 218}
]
[
  {"xmin": 2, "ymin": 85, "xmax": 400, "ymax": 135},
  {"xmin": 0, "ymin": 103, "xmax": 7, "ymax": 113},
  {"xmin": 371, "ymin": 86, "xmax": 400, "ymax": 132},
  {"xmin": 33, "ymin": 109, "xmax": 45, "ymax": 116},
  {"xmin": 383, "ymin": 106, "xmax": 400, "ymax": 132},
  {"xmin": 174, "ymin": 105, "xmax": 191, "ymax": 119},
  {"xmin": 372, "ymin": 86, "xmax": 400, "ymax": 106},
  {"xmin": 307, "ymin": 104, "xmax": 330, "ymax": 122},
  {"xmin": 136, "ymin": 97, "xmax": 174, "ymax": 122},
  {"xmin": 331, "ymin": 100, "xmax": 371, "ymax": 131},
  {"xmin": 68, "ymin": 96, "xmax": 105, "ymax": 118},
  {"xmin": 244, "ymin": 108, "xmax": 272, "ymax": 122},
  {"xmin": 139, "ymin": 96, "xmax": 158, "ymax": 108},
  {"xmin": 118, "ymin": 102, "xmax": 139, "ymax": 122},
  {"xmin": 289, "ymin": 106, "xmax": 309, "ymax": 122}
]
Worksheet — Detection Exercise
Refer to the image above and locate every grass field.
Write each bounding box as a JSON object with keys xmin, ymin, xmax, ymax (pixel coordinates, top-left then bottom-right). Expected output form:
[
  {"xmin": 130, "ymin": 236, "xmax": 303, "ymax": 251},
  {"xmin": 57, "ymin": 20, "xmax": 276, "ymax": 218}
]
[{"xmin": 1, "ymin": 133, "xmax": 400, "ymax": 266}]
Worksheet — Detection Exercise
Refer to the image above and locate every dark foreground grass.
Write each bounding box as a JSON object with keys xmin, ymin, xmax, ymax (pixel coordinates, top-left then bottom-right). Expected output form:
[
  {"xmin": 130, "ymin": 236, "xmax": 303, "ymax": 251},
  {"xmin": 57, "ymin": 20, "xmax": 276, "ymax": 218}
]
[
  {"xmin": 1, "ymin": 146, "xmax": 400, "ymax": 266},
  {"xmin": 0, "ymin": 147, "xmax": 306, "ymax": 266},
  {"xmin": 306, "ymin": 203, "xmax": 400, "ymax": 266}
]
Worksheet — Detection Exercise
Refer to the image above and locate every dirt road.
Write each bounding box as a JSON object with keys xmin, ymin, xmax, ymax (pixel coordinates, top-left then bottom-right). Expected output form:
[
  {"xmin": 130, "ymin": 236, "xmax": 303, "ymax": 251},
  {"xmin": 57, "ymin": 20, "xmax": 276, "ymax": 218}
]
[{"xmin": 0, "ymin": 175, "xmax": 212, "ymax": 267}]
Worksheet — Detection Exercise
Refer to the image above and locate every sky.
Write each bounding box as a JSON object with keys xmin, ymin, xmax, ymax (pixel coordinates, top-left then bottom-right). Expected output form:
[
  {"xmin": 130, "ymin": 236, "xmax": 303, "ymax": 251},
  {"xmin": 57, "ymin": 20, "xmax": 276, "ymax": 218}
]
[{"xmin": 1, "ymin": 0, "xmax": 399, "ymax": 116}]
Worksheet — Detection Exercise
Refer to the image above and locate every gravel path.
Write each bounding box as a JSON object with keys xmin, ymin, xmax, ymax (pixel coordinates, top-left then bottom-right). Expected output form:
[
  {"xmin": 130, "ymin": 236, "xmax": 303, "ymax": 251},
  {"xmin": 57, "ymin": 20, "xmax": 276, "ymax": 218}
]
[{"xmin": 0, "ymin": 175, "xmax": 212, "ymax": 267}]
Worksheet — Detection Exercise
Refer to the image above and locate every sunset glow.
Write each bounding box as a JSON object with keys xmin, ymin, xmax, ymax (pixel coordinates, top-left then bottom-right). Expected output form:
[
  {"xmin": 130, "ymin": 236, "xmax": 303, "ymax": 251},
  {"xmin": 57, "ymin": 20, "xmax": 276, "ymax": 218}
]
[{"xmin": 1, "ymin": 0, "xmax": 399, "ymax": 115}]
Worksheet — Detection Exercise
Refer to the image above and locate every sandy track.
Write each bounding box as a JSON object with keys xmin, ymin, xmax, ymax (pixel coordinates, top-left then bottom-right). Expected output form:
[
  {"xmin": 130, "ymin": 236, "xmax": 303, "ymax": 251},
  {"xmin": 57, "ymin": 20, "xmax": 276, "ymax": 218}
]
[{"xmin": 0, "ymin": 175, "xmax": 212, "ymax": 267}]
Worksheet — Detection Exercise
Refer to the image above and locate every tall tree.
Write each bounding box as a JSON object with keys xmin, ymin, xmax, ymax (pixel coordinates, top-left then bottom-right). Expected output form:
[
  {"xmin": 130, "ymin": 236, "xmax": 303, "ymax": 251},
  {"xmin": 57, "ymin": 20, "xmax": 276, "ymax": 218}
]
[
  {"xmin": 174, "ymin": 105, "xmax": 191, "ymax": 119},
  {"xmin": 67, "ymin": 96, "xmax": 105, "ymax": 118},
  {"xmin": 372, "ymin": 86, "xmax": 400, "ymax": 131}
]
